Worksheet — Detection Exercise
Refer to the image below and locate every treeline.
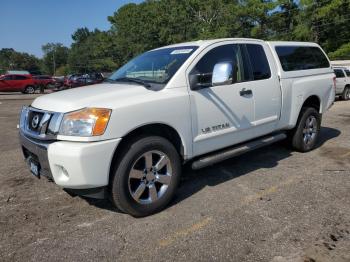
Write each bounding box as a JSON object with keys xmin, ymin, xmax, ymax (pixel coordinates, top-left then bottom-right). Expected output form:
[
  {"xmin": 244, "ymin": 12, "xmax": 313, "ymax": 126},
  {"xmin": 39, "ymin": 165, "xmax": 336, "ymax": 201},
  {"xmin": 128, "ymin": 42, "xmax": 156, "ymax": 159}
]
[{"xmin": 1, "ymin": 0, "xmax": 350, "ymax": 75}]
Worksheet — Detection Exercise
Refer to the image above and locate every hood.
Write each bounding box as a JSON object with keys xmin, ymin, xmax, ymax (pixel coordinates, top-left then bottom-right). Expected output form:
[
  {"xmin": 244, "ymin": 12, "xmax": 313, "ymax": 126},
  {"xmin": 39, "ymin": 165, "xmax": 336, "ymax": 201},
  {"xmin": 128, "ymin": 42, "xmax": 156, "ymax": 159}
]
[{"xmin": 31, "ymin": 83, "xmax": 153, "ymax": 112}]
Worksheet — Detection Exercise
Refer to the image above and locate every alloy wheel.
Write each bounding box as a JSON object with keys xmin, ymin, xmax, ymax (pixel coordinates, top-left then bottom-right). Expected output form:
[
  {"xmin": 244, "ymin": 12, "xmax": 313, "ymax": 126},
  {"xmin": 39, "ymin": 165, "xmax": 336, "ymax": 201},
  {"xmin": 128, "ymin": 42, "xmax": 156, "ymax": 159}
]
[
  {"xmin": 303, "ymin": 115, "xmax": 317, "ymax": 145},
  {"xmin": 26, "ymin": 86, "xmax": 35, "ymax": 94},
  {"xmin": 128, "ymin": 150, "xmax": 172, "ymax": 204}
]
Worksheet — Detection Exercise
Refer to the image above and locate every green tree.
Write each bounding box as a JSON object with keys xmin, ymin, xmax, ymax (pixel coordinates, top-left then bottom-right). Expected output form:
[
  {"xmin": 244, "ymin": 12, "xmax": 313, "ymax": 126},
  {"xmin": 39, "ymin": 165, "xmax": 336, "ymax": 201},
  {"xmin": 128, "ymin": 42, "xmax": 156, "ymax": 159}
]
[
  {"xmin": 0, "ymin": 48, "xmax": 41, "ymax": 74},
  {"xmin": 270, "ymin": 0, "xmax": 300, "ymax": 40},
  {"xmin": 11, "ymin": 0, "xmax": 346, "ymax": 76},
  {"xmin": 71, "ymin": 27, "xmax": 91, "ymax": 42},
  {"xmin": 68, "ymin": 29, "xmax": 117, "ymax": 73},
  {"xmin": 328, "ymin": 43, "xmax": 350, "ymax": 60},
  {"xmin": 238, "ymin": 0, "xmax": 278, "ymax": 39},
  {"xmin": 295, "ymin": 0, "xmax": 350, "ymax": 53},
  {"xmin": 108, "ymin": 0, "xmax": 242, "ymax": 65},
  {"xmin": 42, "ymin": 43, "xmax": 69, "ymax": 75}
]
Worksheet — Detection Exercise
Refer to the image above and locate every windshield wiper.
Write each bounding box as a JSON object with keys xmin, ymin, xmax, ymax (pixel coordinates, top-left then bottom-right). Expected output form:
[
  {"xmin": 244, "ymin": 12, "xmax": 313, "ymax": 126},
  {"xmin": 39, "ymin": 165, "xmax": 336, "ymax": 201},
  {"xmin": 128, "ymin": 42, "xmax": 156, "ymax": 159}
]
[
  {"xmin": 112, "ymin": 77, "xmax": 151, "ymax": 88},
  {"xmin": 104, "ymin": 78, "xmax": 117, "ymax": 83}
]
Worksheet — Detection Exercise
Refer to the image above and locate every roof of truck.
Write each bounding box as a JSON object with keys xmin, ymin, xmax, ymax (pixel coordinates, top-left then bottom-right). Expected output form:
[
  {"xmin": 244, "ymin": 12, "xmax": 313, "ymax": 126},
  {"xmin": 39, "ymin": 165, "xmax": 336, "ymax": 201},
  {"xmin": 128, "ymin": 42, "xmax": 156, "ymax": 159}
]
[
  {"xmin": 267, "ymin": 41, "xmax": 320, "ymax": 47},
  {"xmin": 154, "ymin": 38, "xmax": 320, "ymax": 51},
  {"xmin": 155, "ymin": 38, "xmax": 265, "ymax": 50}
]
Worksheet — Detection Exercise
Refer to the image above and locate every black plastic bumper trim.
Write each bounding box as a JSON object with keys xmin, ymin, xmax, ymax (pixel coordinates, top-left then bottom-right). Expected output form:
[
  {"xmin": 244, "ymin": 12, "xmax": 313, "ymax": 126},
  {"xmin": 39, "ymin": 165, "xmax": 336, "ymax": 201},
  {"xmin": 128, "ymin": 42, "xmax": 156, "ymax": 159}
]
[{"xmin": 64, "ymin": 187, "xmax": 108, "ymax": 199}]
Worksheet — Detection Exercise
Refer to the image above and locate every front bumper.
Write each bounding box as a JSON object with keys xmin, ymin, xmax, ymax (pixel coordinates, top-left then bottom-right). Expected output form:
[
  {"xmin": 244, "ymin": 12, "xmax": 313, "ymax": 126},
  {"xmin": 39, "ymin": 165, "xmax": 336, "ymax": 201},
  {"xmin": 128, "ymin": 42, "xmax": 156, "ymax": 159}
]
[
  {"xmin": 20, "ymin": 131, "xmax": 53, "ymax": 179},
  {"xmin": 19, "ymin": 131, "xmax": 121, "ymax": 191}
]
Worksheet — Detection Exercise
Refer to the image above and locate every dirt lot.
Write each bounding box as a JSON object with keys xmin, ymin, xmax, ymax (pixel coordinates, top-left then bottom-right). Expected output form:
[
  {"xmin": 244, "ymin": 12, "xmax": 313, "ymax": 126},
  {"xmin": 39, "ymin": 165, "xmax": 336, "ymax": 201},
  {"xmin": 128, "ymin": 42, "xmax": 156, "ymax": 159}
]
[{"xmin": 0, "ymin": 93, "xmax": 349, "ymax": 262}]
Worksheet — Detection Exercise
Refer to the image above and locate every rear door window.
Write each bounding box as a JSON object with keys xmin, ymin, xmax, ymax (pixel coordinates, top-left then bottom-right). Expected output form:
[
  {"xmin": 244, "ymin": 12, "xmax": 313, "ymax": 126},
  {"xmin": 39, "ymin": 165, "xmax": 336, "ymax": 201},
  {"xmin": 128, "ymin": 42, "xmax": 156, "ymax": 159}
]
[
  {"xmin": 244, "ymin": 44, "xmax": 271, "ymax": 80},
  {"xmin": 344, "ymin": 69, "xmax": 350, "ymax": 77},
  {"xmin": 275, "ymin": 46, "xmax": 330, "ymax": 71},
  {"xmin": 334, "ymin": 69, "xmax": 345, "ymax": 78},
  {"xmin": 13, "ymin": 75, "xmax": 27, "ymax": 80}
]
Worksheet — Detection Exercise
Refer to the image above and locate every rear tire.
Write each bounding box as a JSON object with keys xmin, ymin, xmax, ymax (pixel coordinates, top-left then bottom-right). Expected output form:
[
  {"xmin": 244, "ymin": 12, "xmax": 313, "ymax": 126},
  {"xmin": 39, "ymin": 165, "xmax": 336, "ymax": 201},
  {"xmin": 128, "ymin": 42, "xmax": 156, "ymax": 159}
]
[
  {"xmin": 110, "ymin": 136, "xmax": 181, "ymax": 217},
  {"xmin": 24, "ymin": 86, "xmax": 35, "ymax": 94},
  {"xmin": 289, "ymin": 107, "xmax": 321, "ymax": 152},
  {"xmin": 341, "ymin": 86, "xmax": 350, "ymax": 101}
]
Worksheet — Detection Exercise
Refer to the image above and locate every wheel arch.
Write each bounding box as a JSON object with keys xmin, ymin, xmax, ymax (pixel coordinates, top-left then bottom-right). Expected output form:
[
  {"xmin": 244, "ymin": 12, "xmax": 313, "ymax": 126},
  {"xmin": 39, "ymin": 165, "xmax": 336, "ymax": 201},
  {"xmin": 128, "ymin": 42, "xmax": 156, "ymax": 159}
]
[
  {"xmin": 301, "ymin": 95, "xmax": 321, "ymax": 113},
  {"xmin": 122, "ymin": 123, "xmax": 185, "ymax": 156},
  {"xmin": 109, "ymin": 122, "xmax": 186, "ymax": 172},
  {"xmin": 289, "ymin": 94, "xmax": 322, "ymax": 129}
]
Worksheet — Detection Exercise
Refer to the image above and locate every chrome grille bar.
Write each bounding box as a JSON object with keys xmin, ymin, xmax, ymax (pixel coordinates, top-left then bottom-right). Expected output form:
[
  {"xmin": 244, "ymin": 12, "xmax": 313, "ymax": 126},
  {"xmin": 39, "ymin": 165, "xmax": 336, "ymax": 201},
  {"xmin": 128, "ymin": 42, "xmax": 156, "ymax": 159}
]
[{"xmin": 20, "ymin": 106, "xmax": 63, "ymax": 140}]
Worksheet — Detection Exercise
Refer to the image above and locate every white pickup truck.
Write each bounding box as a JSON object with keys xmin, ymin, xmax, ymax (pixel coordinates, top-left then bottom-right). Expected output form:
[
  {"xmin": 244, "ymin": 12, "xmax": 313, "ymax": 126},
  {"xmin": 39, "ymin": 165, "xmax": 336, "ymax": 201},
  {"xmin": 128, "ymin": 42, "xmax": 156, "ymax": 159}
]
[
  {"xmin": 19, "ymin": 38, "xmax": 335, "ymax": 216},
  {"xmin": 334, "ymin": 67, "xmax": 350, "ymax": 100}
]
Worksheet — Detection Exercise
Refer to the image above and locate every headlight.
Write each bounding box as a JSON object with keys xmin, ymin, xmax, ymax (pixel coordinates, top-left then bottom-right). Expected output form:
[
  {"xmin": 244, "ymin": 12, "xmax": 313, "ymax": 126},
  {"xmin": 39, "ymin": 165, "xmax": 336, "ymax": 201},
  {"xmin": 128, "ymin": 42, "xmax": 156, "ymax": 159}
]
[
  {"xmin": 59, "ymin": 108, "xmax": 111, "ymax": 136},
  {"xmin": 19, "ymin": 106, "xmax": 28, "ymax": 129}
]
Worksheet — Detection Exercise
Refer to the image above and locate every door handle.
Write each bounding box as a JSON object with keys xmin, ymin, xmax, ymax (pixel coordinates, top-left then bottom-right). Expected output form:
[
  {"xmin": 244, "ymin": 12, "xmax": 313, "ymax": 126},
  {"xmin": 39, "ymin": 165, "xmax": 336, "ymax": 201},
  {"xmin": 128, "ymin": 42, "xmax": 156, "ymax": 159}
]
[{"xmin": 240, "ymin": 88, "xmax": 252, "ymax": 96}]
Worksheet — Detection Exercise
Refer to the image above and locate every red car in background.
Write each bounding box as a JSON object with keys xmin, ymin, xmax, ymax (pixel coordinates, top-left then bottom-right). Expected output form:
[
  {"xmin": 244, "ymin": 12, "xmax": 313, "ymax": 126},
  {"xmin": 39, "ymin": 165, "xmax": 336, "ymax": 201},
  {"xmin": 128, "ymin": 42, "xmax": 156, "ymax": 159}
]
[
  {"xmin": 0, "ymin": 74, "xmax": 36, "ymax": 94},
  {"xmin": 33, "ymin": 75, "xmax": 56, "ymax": 88}
]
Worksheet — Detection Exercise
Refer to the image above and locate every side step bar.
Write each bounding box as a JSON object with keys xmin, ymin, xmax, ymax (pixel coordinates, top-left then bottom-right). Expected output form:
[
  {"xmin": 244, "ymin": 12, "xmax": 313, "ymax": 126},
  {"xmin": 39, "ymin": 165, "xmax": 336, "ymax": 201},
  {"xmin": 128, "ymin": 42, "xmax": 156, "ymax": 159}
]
[{"xmin": 191, "ymin": 133, "xmax": 287, "ymax": 170}]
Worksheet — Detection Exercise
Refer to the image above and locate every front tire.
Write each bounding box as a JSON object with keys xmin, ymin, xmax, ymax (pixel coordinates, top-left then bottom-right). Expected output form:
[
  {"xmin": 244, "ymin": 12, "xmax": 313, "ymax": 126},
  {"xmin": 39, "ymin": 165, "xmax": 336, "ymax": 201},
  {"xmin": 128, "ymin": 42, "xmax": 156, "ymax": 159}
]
[
  {"xmin": 289, "ymin": 107, "xmax": 321, "ymax": 152},
  {"xmin": 110, "ymin": 136, "xmax": 181, "ymax": 217},
  {"xmin": 341, "ymin": 86, "xmax": 350, "ymax": 101}
]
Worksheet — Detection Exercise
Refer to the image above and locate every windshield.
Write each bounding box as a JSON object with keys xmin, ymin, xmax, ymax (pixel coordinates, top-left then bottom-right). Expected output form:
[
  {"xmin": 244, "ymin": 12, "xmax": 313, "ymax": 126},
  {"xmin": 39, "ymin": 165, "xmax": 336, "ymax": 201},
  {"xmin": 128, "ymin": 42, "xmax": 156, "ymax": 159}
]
[{"xmin": 108, "ymin": 46, "xmax": 198, "ymax": 87}]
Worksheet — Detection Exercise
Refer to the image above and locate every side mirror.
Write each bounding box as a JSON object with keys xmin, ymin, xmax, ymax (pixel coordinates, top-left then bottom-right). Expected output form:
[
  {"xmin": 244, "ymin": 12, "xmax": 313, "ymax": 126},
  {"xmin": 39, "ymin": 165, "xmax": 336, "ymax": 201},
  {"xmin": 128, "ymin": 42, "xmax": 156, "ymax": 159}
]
[
  {"xmin": 189, "ymin": 73, "xmax": 211, "ymax": 90},
  {"xmin": 212, "ymin": 62, "xmax": 233, "ymax": 86}
]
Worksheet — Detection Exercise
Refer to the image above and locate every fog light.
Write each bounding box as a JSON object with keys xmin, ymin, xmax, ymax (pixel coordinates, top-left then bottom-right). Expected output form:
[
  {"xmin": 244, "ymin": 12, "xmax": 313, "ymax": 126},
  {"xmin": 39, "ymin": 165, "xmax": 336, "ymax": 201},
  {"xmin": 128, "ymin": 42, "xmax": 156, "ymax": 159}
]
[
  {"xmin": 61, "ymin": 166, "xmax": 69, "ymax": 177},
  {"xmin": 55, "ymin": 165, "xmax": 69, "ymax": 181}
]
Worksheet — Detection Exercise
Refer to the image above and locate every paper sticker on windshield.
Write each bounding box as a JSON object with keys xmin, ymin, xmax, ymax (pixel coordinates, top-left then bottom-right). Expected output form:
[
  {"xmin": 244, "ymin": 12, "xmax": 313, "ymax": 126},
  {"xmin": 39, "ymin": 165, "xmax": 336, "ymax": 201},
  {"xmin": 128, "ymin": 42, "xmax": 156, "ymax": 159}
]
[{"xmin": 171, "ymin": 49, "xmax": 193, "ymax": 55}]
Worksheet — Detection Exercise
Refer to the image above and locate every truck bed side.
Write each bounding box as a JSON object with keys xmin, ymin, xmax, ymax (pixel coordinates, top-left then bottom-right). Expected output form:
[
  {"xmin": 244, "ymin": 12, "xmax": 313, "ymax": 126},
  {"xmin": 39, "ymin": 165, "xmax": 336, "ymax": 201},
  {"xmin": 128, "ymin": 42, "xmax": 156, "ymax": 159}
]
[{"xmin": 267, "ymin": 41, "xmax": 335, "ymax": 130}]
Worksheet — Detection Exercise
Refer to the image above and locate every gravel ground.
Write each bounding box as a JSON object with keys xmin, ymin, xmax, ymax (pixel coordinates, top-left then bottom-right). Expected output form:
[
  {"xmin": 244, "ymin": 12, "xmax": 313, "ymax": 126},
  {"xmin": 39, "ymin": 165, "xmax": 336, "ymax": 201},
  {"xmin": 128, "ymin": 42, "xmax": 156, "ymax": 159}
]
[{"xmin": 0, "ymin": 93, "xmax": 349, "ymax": 262}]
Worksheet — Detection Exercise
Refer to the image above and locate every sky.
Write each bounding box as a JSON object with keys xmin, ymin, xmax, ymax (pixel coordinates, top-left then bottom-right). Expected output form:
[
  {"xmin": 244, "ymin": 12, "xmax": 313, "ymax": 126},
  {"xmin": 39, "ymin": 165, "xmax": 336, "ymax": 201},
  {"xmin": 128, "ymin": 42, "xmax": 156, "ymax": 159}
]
[{"xmin": 0, "ymin": 0, "xmax": 143, "ymax": 58}]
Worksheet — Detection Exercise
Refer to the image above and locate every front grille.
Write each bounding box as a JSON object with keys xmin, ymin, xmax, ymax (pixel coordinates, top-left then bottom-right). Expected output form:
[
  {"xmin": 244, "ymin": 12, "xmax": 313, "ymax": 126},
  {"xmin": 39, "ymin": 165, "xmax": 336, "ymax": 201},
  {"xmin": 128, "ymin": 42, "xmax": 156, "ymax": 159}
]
[
  {"xmin": 20, "ymin": 106, "xmax": 63, "ymax": 140},
  {"xmin": 27, "ymin": 110, "xmax": 45, "ymax": 132}
]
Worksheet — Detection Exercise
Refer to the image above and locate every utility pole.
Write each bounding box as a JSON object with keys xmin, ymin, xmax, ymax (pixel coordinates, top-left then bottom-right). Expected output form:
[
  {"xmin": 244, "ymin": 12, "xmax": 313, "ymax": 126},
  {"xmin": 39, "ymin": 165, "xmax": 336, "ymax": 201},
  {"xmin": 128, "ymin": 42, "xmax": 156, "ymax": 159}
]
[{"xmin": 52, "ymin": 47, "xmax": 56, "ymax": 76}]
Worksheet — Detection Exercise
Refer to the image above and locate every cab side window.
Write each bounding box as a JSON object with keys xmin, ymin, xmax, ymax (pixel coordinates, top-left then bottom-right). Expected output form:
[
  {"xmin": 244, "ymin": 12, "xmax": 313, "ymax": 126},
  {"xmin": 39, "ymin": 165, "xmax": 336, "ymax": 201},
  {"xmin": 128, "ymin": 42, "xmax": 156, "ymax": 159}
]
[
  {"xmin": 334, "ymin": 69, "xmax": 345, "ymax": 78},
  {"xmin": 275, "ymin": 46, "xmax": 330, "ymax": 71},
  {"xmin": 189, "ymin": 44, "xmax": 248, "ymax": 89}
]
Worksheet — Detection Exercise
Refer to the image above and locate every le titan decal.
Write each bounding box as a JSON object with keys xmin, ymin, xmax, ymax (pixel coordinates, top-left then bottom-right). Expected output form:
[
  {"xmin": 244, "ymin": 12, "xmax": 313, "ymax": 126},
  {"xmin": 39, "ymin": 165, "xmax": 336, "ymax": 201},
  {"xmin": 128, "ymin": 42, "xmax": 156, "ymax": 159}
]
[{"xmin": 201, "ymin": 123, "xmax": 230, "ymax": 134}]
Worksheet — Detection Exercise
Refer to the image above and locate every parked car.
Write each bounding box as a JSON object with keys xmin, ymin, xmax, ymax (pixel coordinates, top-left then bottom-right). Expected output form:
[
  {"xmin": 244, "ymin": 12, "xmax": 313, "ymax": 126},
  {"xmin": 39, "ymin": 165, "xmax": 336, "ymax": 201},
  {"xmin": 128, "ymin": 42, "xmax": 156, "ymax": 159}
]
[
  {"xmin": 333, "ymin": 67, "xmax": 350, "ymax": 100},
  {"xmin": 52, "ymin": 76, "xmax": 65, "ymax": 88},
  {"xmin": 63, "ymin": 74, "xmax": 79, "ymax": 88},
  {"xmin": 19, "ymin": 39, "xmax": 335, "ymax": 216},
  {"xmin": 69, "ymin": 76, "xmax": 89, "ymax": 88},
  {"xmin": 33, "ymin": 75, "xmax": 56, "ymax": 89},
  {"xmin": 64, "ymin": 73, "xmax": 104, "ymax": 88},
  {"xmin": 0, "ymin": 74, "xmax": 36, "ymax": 94}
]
